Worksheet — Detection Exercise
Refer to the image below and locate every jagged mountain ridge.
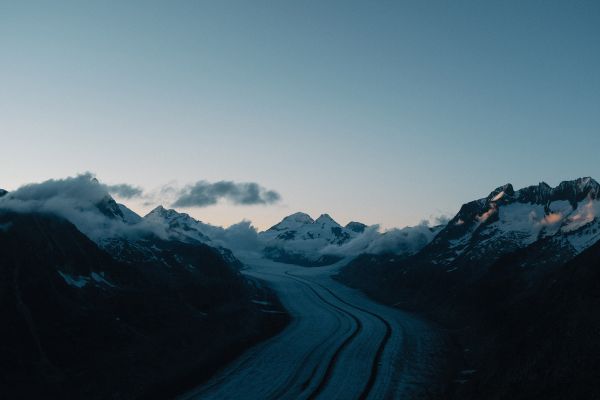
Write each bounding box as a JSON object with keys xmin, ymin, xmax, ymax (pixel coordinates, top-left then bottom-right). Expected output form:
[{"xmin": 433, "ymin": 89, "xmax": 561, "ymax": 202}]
[
  {"xmin": 259, "ymin": 212, "xmax": 367, "ymax": 266},
  {"xmin": 144, "ymin": 205, "xmax": 212, "ymax": 243},
  {"xmin": 341, "ymin": 177, "xmax": 600, "ymax": 288},
  {"xmin": 424, "ymin": 177, "xmax": 600, "ymax": 269},
  {"xmin": 130, "ymin": 205, "xmax": 242, "ymax": 269},
  {"xmin": 261, "ymin": 212, "xmax": 360, "ymax": 244},
  {"xmin": 259, "ymin": 211, "xmax": 448, "ymax": 266}
]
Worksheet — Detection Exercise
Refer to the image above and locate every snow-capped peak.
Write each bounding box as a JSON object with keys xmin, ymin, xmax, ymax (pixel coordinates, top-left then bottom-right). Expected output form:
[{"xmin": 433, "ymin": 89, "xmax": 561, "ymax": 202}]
[
  {"xmin": 554, "ymin": 177, "xmax": 600, "ymax": 204},
  {"xmin": 267, "ymin": 212, "xmax": 314, "ymax": 232},
  {"xmin": 118, "ymin": 203, "xmax": 142, "ymax": 225},
  {"xmin": 487, "ymin": 183, "xmax": 514, "ymax": 203},
  {"xmin": 346, "ymin": 221, "xmax": 367, "ymax": 233},
  {"xmin": 145, "ymin": 205, "xmax": 195, "ymax": 225},
  {"xmin": 259, "ymin": 212, "xmax": 363, "ymax": 264},
  {"xmin": 95, "ymin": 195, "xmax": 126, "ymax": 221},
  {"xmin": 144, "ymin": 205, "xmax": 211, "ymax": 243},
  {"xmin": 284, "ymin": 212, "xmax": 314, "ymax": 224},
  {"xmin": 147, "ymin": 205, "xmax": 174, "ymax": 218},
  {"xmin": 516, "ymin": 182, "xmax": 553, "ymax": 204},
  {"xmin": 428, "ymin": 177, "xmax": 600, "ymax": 266},
  {"xmin": 315, "ymin": 213, "xmax": 341, "ymax": 227}
]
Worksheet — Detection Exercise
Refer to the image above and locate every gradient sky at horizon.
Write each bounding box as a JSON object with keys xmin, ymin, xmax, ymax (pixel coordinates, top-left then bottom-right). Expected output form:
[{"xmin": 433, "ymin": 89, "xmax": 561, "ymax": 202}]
[{"xmin": 1, "ymin": 1, "xmax": 599, "ymax": 230}]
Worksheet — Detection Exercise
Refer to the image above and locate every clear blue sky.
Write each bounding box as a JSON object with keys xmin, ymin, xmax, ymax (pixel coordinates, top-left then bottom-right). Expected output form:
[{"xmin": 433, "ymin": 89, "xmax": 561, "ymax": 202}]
[{"xmin": 1, "ymin": 1, "xmax": 599, "ymax": 229}]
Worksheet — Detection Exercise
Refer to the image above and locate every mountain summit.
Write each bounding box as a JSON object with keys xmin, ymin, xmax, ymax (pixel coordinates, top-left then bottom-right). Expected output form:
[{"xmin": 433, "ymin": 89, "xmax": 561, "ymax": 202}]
[
  {"xmin": 267, "ymin": 212, "xmax": 315, "ymax": 231},
  {"xmin": 260, "ymin": 212, "xmax": 365, "ymax": 266},
  {"xmin": 144, "ymin": 205, "xmax": 212, "ymax": 243},
  {"xmin": 424, "ymin": 177, "xmax": 600, "ymax": 268}
]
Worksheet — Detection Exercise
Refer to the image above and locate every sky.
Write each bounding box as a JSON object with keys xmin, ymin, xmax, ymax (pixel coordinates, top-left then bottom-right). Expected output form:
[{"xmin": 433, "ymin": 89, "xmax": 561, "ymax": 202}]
[{"xmin": 1, "ymin": 1, "xmax": 599, "ymax": 230}]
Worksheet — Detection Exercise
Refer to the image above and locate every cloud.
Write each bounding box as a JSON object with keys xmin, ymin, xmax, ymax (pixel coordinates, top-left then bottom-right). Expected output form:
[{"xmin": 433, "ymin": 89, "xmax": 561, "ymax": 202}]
[
  {"xmin": 172, "ymin": 181, "xmax": 281, "ymax": 208},
  {"xmin": 0, "ymin": 173, "xmax": 167, "ymax": 242},
  {"xmin": 320, "ymin": 221, "xmax": 439, "ymax": 257},
  {"xmin": 0, "ymin": 174, "xmax": 269, "ymax": 260},
  {"xmin": 207, "ymin": 220, "xmax": 264, "ymax": 253},
  {"xmin": 431, "ymin": 214, "xmax": 451, "ymax": 226},
  {"xmin": 106, "ymin": 183, "xmax": 143, "ymax": 199},
  {"xmin": 0, "ymin": 174, "xmax": 281, "ymax": 252}
]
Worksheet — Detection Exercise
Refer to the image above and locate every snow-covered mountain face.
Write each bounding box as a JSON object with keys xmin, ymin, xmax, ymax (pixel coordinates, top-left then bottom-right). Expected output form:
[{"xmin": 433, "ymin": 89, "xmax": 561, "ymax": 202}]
[
  {"xmin": 425, "ymin": 177, "xmax": 600, "ymax": 267},
  {"xmin": 261, "ymin": 212, "xmax": 357, "ymax": 245},
  {"xmin": 142, "ymin": 205, "xmax": 262, "ymax": 252},
  {"xmin": 258, "ymin": 212, "xmax": 445, "ymax": 266},
  {"xmin": 258, "ymin": 212, "xmax": 369, "ymax": 266},
  {"xmin": 144, "ymin": 205, "xmax": 212, "ymax": 243},
  {"xmin": 0, "ymin": 176, "xmax": 246, "ymax": 268},
  {"xmin": 118, "ymin": 203, "xmax": 142, "ymax": 225},
  {"xmin": 135, "ymin": 205, "xmax": 262, "ymax": 267}
]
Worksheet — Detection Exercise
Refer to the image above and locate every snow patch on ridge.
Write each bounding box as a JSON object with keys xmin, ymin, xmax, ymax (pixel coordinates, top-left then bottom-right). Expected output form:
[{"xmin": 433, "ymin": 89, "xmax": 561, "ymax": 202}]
[{"xmin": 58, "ymin": 271, "xmax": 90, "ymax": 288}]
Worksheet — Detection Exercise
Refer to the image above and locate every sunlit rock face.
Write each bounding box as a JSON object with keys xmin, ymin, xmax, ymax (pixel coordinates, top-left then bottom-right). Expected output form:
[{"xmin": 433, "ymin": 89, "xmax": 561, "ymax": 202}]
[{"xmin": 420, "ymin": 177, "xmax": 600, "ymax": 268}]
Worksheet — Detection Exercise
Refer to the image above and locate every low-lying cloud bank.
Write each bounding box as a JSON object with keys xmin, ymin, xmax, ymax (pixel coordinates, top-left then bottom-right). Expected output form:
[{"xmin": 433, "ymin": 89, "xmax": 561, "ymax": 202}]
[
  {"xmin": 0, "ymin": 173, "xmax": 167, "ymax": 241},
  {"xmin": 321, "ymin": 222, "xmax": 440, "ymax": 257},
  {"xmin": 172, "ymin": 180, "xmax": 281, "ymax": 208},
  {"xmin": 193, "ymin": 220, "xmax": 263, "ymax": 253},
  {"xmin": 0, "ymin": 174, "xmax": 269, "ymax": 253}
]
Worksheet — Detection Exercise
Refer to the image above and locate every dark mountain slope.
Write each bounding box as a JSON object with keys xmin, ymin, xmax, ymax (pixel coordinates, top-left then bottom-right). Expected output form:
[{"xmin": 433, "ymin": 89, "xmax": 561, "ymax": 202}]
[
  {"xmin": 0, "ymin": 211, "xmax": 287, "ymax": 400},
  {"xmin": 339, "ymin": 236, "xmax": 600, "ymax": 399},
  {"xmin": 463, "ymin": 236, "xmax": 600, "ymax": 400}
]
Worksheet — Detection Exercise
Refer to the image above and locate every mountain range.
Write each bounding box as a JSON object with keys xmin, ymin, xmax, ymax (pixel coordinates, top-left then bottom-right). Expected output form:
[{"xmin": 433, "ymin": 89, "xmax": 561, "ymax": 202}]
[
  {"xmin": 258, "ymin": 212, "xmax": 365, "ymax": 266},
  {"xmin": 136, "ymin": 207, "xmax": 438, "ymax": 267},
  {"xmin": 337, "ymin": 177, "xmax": 600, "ymax": 400},
  {"xmin": 2, "ymin": 175, "xmax": 600, "ymax": 399},
  {"xmin": 257, "ymin": 211, "xmax": 443, "ymax": 266},
  {"xmin": 0, "ymin": 178, "xmax": 287, "ymax": 399}
]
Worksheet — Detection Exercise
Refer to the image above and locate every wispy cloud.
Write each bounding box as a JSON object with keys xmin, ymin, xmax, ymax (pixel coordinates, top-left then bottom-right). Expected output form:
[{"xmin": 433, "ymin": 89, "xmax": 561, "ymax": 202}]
[
  {"xmin": 172, "ymin": 181, "xmax": 281, "ymax": 208},
  {"xmin": 106, "ymin": 183, "xmax": 144, "ymax": 199}
]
